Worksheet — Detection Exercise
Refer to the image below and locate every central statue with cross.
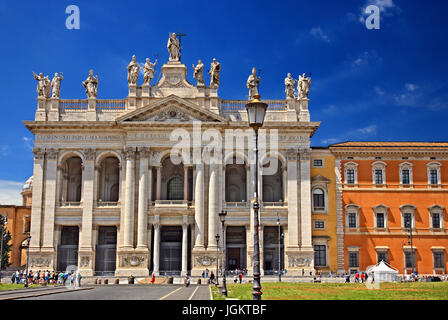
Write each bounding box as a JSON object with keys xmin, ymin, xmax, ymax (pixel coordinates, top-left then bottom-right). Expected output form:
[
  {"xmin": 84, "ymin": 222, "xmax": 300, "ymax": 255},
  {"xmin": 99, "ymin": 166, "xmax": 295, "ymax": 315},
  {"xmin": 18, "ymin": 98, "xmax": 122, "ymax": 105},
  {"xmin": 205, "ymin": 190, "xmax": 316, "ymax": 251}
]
[{"xmin": 167, "ymin": 30, "xmax": 187, "ymax": 62}]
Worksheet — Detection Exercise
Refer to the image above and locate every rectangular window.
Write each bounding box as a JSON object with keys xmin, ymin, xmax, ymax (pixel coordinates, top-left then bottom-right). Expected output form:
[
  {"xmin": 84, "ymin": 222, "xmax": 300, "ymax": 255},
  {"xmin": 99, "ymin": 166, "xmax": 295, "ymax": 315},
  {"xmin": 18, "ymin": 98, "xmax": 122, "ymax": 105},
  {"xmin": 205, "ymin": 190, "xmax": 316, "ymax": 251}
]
[
  {"xmin": 346, "ymin": 169, "xmax": 355, "ymax": 184},
  {"xmin": 377, "ymin": 252, "xmax": 388, "ymax": 263},
  {"xmin": 434, "ymin": 252, "xmax": 444, "ymax": 269},
  {"xmin": 314, "ymin": 220, "xmax": 325, "ymax": 229},
  {"xmin": 375, "ymin": 169, "xmax": 383, "ymax": 184},
  {"xmin": 314, "ymin": 245, "xmax": 326, "ymax": 266},
  {"xmin": 24, "ymin": 217, "xmax": 31, "ymax": 233},
  {"xmin": 348, "ymin": 213, "xmax": 357, "ymax": 228},
  {"xmin": 377, "ymin": 213, "xmax": 385, "ymax": 228},
  {"xmin": 432, "ymin": 214, "xmax": 441, "ymax": 229},
  {"xmin": 430, "ymin": 170, "xmax": 438, "ymax": 185},
  {"xmin": 313, "ymin": 159, "xmax": 323, "ymax": 167},
  {"xmin": 404, "ymin": 213, "xmax": 412, "ymax": 228},
  {"xmin": 402, "ymin": 170, "xmax": 410, "ymax": 185},
  {"xmin": 349, "ymin": 252, "xmax": 359, "ymax": 268},
  {"xmin": 405, "ymin": 252, "xmax": 415, "ymax": 268}
]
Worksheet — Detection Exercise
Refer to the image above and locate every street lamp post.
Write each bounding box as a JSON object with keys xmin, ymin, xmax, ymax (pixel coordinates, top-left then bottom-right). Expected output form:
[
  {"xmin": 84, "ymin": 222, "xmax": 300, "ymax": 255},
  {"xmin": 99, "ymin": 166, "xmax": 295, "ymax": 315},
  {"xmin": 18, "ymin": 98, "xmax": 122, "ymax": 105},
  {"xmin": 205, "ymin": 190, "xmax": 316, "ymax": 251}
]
[
  {"xmin": 277, "ymin": 214, "xmax": 281, "ymax": 282},
  {"xmin": 245, "ymin": 91, "xmax": 267, "ymax": 301},
  {"xmin": 24, "ymin": 235, "xmax": 31, "ymax": 288},
  {"xmin": 219, "ymin": 210, "xmax": 228, "ymax": 297},
  {"xmin": 0, "ymin": 216, "xmax": 6, "ymax": 283},
  {"xmin": 215, "ymin": 234, "xmax": 220, "ymax": 286}
]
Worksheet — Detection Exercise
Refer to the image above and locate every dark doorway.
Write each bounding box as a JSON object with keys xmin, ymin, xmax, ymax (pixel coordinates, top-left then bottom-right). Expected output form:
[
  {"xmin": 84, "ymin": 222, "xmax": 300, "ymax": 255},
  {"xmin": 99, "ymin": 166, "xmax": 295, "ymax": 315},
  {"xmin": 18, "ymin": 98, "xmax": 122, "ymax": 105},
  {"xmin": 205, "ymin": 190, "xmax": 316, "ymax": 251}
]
[
  {"xmin": 160, "ymin": 226, "xmax": 182, "ymax": 275},
  {"xmin": 263, "ymin": 226, "xmax": 284, "ymax": 275},
  {"xmin": 57, "ymin": 226, "xmax": 79, "ymax": 272},
  {"xmin": 226, "ymin": 226, "xmax": 246, "ymax": 271},
  {"xmin": 95, "ymin": 226, "xmax": 117, "ymax": 276}
]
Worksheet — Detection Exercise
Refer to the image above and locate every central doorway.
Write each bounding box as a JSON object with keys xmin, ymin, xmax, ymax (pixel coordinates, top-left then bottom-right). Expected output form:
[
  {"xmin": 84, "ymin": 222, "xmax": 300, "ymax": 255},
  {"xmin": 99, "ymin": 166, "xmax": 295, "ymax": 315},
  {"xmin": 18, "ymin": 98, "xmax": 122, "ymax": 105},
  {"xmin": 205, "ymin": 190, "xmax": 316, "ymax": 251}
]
[
  {"xmin": 57, "ymin": 226, "xmax": 79, "ymax": 272},
  {"xmin": 160, "ymin": 226, "xmax": 182, "ymax": 275},
  {"xmin": 226, "ymin": 226, "xmax": 246, "ymax": 272},
  {"xmin": 95, "ymin": 226, "xmax": 117, "ymax": 276}
]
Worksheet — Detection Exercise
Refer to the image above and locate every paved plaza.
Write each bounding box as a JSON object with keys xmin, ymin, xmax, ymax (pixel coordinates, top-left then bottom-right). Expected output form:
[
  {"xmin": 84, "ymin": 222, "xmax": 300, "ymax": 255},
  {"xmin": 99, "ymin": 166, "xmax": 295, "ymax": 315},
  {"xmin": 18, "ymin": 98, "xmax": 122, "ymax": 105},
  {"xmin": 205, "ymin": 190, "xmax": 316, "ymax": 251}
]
[{"xmin": 19, "ymin": 285, "xmax": 210, "ymax": 300}]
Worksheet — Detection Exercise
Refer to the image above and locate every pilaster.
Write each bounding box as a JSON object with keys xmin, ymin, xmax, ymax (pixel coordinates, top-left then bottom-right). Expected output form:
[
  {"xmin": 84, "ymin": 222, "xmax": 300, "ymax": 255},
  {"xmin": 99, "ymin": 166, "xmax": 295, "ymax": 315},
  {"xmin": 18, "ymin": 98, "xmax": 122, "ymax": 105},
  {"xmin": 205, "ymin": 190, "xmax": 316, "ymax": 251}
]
[
  {"xmin": 86, "ymin": 97, "xmax": 97, "ymax": 121},
  {"xmin": 41, "ymin": 148, "xmax": 58, "ymax": 252}
]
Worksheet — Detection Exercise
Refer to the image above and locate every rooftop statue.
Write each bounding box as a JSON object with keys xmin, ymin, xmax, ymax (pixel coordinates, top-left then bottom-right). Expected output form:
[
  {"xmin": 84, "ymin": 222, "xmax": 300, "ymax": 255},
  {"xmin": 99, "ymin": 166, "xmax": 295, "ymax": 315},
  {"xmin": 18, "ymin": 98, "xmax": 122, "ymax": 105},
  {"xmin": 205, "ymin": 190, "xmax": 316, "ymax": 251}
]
[
  {"xmin": 298, "ymin": 73, "xmax": 311, "ymax": 99},
  {"xmin": 192, "ymin": 60, "xmax": 204, "ymax": 86},
  {"xmin": 82, "ymin": 69, "xmax": 98, "ymax": 98},
  {"xmin": 209, "ymin": 58, "xmax": 220, "ymax": 88},
  {"xmin": 51, "ymin": 72, "xmax": 64, "ymax": 98},
  {"xmin": 247, "ymin": 67, "xmax": 260, "ymax": 101},
  {"xmin": 143, "ymin": 58, "xmax": 157, "ymax": 85},
  {"xmin": 127, "ymin": 55, "xmax": 140, "ymax": 85},
  {"xmin": 33, "ymin": 72, "xmax": 51, "ymax": 98},
  {"xmin": 167, "ymin": 32, "xmax": 180, "ymax": 61},
  {"xmin": 284, "ymin": 73, "xmax": 296, "ymax": 99}
]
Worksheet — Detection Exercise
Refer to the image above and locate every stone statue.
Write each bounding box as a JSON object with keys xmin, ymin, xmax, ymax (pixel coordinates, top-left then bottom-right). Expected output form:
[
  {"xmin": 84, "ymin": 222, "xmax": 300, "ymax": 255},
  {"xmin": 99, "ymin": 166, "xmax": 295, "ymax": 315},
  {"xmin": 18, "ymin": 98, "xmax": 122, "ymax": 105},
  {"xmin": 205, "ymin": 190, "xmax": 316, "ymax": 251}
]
[
  {"xmin": 192, "ymin": 60, "xmax": 204, "ymax": 86},
  {"xmin": 127, "ymin": 55, "xmax": 140, "ymax": 85},
  {"xmin": 50, "ymin": 72, "xmax": 63, "ymax": 98},
  {"xmin": 284, "ymin": 73, "xmax": 296, "ymax": 99},
  {"xmin": 82, "ymin": 69, "xmax": 98, "ymax": 98},
  {"xmin": 167, "ymin": 32, "xmax": 180, "ymax": 61},
  {"xmin": 209, "ymin": 58, "xmax": 220, "ymax": 88},
  {"xmin": 143, "ymin": 58, "xmax": 157, "ymax": 85},
  {"xmin": 33, "ymin": 72, "xmax": 51, "ymax": 98},
  {"xmin": 246, "ymin": 67, "xmax": 260, "ymax": 100},
  {"xmin": 298, "ymin": 73, "xmax": 311, "ymax": 99}
]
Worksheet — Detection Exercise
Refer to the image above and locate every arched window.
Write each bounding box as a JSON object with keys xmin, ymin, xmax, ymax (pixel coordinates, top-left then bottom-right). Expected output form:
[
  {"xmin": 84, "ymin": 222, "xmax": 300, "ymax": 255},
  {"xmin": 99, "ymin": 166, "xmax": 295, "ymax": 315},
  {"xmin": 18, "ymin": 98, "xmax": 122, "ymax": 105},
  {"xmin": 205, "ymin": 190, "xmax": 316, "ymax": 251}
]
[
  {"xmin": 167, "ymin": 177, "xmax": 183, "ymax": 200},
  {"xmin": 98, "ymin": 156, "xmax": 120, "ymax": 202},
  {"xmin": 225, "ymin": 158, "xmax": 247, "ymax": 202},
  {"xmin": 312, "ymin": 188, "xmax": 325, "ymax": 211},
  {"xmin": 262, "ymin": 158, "xmax": 283, "ymax": 202},
  {"xmin": 61, "ymin": 156, "xmax": 82, "ymax": 203}
]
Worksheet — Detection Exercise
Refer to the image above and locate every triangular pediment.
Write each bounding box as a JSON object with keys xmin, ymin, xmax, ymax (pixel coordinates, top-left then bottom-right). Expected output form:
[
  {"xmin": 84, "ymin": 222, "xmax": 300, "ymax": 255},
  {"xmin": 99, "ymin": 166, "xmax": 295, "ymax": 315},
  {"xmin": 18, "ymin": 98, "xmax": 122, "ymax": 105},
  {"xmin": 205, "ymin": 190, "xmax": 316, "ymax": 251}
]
[
  {"xmin": 116, "ymin": 95, "xmax": 227, "ymax": 123},
  {"xmin": 312, "ymin": 175, "xmax": 331, "ymax": 184}
]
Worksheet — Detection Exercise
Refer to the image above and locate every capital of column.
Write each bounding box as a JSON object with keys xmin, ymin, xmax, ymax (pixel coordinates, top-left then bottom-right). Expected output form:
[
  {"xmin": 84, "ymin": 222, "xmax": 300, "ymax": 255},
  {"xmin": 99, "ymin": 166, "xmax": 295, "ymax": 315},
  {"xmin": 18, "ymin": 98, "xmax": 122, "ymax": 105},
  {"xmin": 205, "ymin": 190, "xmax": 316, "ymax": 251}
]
[
  {"xmin": 286, "ymin": 149, "xmax": 298, "ymax": 161},
  {"xmin": 123, "ymin": 147, "xmax": 136, "ymax": 160},
  {"xmin": 83, "ymin": 148, "xmax": 96, "ymax": 161},
  {"xmin": 299, "ymin": 148, "xmax": 311, "ymax": 161},
  {"xmin": 45, "ymin": 148, "xmax": 59, "ymax": 160},
  {"xmin": 138, "ymin": 146, "xmax": 150, "ymax": 158},
  {"xmin": 32, "ymin": 147, "xmax": 45, "ymax": 160}
]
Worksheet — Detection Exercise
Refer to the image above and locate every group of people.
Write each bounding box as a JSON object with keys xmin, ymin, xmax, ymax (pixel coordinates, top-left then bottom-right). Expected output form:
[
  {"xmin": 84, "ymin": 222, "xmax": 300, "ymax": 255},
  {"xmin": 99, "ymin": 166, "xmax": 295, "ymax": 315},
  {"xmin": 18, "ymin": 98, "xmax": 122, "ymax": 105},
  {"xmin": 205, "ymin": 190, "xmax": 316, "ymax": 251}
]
[
  {"xmin": 10, "ymin": 270, "xmax": 82, "ymax": 286},
  {"xmin": 344, "ymin": 272, "xmax": 372, "ymax": 283},
  {"xmin": 200, "ymin": 268, "xmax": 246, "ymax": 284}
]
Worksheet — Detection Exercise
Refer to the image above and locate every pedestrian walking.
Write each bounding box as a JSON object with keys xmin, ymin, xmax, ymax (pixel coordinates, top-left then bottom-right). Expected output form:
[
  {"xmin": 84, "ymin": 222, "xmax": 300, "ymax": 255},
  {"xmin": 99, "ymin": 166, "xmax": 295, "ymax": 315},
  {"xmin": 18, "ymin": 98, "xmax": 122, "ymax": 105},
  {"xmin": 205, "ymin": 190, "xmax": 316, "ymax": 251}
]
[
  {"xmin": 239, "ymin": 272, "xmax": 243, "ymax": 284},
  {"xmin": 11, "ymin": 272, "xmax": 16, "ymax": 284},
  {"xmin": 185, "ymin": 274, "xmax": 191, "ymax": 287},
  {"xmin": 345, "ymin": 273, "xmax": 350, "ymax": 283},
  {"xmin": 360, "ymin": 272, "xmax": 365, "ymax": 283},
  {"xmin": 150, "ymin": 273, "xmax": 155, "ymax": 284},
  {"xmin": 210, "ymin": 271, "xmax": 215, "ymax": 284},
  {"xmin": 233, "ymin": 274, "xmax": 237, "ymax": 283},
  {"xmin": 78, "ymin": 272, "xmax": 82, "ymax": 287}
]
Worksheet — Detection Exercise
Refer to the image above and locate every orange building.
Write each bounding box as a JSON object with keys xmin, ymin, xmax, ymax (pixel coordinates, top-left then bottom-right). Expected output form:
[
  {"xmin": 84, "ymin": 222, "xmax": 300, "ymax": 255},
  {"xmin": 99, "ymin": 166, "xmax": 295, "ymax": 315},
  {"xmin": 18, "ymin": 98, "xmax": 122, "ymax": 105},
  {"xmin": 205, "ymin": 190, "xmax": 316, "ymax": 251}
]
[
  {"xmin": 0, "ymin": 177, "xmax": 32, "ymax": 268},
  {"xmin": 330, "ymin": 142, "xmax": 448, "ymax": 275}
]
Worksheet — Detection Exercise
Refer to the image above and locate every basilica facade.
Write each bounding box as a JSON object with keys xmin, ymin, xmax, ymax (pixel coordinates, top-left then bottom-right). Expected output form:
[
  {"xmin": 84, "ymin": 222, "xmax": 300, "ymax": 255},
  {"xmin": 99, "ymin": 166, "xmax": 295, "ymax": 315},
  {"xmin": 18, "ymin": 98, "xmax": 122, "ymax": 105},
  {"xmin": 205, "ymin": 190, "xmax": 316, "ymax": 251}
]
[{"xmin": 24, "ymin": 36, "xmax": 345, "ymax": 278}]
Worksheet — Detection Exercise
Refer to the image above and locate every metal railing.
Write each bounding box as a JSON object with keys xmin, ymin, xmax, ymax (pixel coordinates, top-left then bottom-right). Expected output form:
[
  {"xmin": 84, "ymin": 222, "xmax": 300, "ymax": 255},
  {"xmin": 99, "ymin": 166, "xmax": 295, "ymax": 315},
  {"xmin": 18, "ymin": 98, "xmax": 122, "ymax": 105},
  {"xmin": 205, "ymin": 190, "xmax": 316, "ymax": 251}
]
[
  {"xmin": 153, "ymin": 200, "xmax": 188, "ymax": 206},
  {"xmin": 96, "ymin": 201, "xmax": 120, "ymax": 207},
  {"xmin": 262, "ymin": 202, "xmax": 287, "ymax": 207},
  {"xmin": 59, "ymin": 99, "xmax": 126, "ymax": 111},
  {"xmin": 220, "ymin": 99, "xmax": 287, "ymax": 112}
]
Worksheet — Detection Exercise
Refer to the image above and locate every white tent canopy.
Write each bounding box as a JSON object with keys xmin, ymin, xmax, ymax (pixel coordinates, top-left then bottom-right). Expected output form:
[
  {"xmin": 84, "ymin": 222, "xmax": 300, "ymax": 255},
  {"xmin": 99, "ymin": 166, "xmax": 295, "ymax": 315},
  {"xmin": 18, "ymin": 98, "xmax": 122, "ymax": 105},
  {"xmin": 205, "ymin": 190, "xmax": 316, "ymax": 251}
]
[{"xmin": 366, "ymin": 260, "xmax": 399, "ymax": 282}]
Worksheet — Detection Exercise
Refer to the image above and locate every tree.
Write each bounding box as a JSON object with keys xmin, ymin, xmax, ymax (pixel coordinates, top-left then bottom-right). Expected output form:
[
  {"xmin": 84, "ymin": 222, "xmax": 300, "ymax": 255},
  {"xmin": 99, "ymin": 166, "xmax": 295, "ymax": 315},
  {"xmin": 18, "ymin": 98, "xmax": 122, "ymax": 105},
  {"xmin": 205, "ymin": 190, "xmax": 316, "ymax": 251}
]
[{"xmin": 0, "ymin": 216, "xmax": 12, "ymax": 270}]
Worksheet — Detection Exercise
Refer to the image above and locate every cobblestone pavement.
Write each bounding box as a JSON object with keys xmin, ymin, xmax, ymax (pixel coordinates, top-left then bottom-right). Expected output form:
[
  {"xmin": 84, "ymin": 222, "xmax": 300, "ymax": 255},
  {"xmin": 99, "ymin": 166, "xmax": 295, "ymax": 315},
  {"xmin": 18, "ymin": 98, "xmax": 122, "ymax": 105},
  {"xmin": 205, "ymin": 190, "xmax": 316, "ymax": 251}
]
[{"xmin": 20, "ymin": 284, "xmax": 211, "ymax": 300}]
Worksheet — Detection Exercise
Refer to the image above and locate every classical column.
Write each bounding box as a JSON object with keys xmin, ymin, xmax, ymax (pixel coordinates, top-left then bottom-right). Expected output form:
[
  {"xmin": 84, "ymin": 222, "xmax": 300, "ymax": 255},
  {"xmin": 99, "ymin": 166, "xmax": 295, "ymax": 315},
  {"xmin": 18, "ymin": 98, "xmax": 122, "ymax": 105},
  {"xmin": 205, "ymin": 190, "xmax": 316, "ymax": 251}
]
[
  {"xmin": 208, "ymin": 163, "xmax": 218, "ymax": 249},
  {"xmin": 282, "ymin": 167, "xmax": 287, "ymax": 202},
  {"xmin": 286, "ymin": 149, "xmax": 299, "ymax": 249},
  {"xmin": 152, "ymin": 216, "xmax": 160, "ymax": 276},
  {"xmin": 194, "ymin": 163, "xmax": 204, "ymax": 248},
  {"xmin": 123, "ymin": 147, "xmax": 136, "ymax": 249},
  {"xmin": 156, "ymin": 166, "xmax": 162, "ymax": 200},
  {"xmin": 181, "ymin": 217, "xmax": 188, "ymax": 276},
  {"xmin": 299, "ymin": 148, "xmax": 312, "ymax": 249},
  {"xmin": 30, "ymin": 148, "xmax": 45, "ymax": 250},
  {"xmin": 42, "ymin": 148, "xmax": 58, "ymax": 251},
  {"xmin": 79, "ymin": 148, "xmax": 96, "ymax": 251},
  {"xmin": 184, "ymin": 166, "xmax": 189, "ymax": 201},
  {"xmin": 137, "ymin": 147, "xmax": 150, "ymax": 249}
]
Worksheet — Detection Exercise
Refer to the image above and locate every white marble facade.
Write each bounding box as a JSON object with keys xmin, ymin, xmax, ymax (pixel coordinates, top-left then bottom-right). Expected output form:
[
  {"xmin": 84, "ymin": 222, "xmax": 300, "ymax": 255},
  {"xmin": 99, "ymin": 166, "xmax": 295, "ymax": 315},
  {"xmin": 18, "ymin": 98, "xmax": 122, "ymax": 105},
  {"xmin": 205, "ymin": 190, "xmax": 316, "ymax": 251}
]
[{"xmin": 25, "ymin": 40, "xmax": 319, "ymax": 277}]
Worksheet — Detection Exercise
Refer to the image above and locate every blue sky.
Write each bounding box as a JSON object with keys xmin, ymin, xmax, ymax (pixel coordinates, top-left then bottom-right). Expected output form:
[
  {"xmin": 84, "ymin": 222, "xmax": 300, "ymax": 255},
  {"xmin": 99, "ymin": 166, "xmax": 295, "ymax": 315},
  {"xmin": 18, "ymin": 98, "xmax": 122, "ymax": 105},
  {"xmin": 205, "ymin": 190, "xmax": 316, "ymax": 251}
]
[{"xmin": 0, "ymin": 0, "xmax": 447, "ymax": 204}]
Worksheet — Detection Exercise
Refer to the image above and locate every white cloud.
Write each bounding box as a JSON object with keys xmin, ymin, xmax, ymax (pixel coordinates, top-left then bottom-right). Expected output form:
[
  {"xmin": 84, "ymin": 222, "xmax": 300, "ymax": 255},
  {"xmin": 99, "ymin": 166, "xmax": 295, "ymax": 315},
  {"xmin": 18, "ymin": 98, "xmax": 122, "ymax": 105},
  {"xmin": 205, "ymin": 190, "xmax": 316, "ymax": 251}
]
[
  {"xmin": 352, "ymin": 125, "xmax": 377, "ymax": 135},
  {"xmin": 23, "ymin": 137, "xmax": 33, "ymax": 151},
  {"xmin": 320, "ymin": 125, "xmax": 377, "ymax": 146},
  {"xmin": 310, "ymin": 27, "xmax": 331, "ymax": 43},
  {"xmin": 405, "ymin": 83, "xmax": 419, "ymax": 92},
  {"xmin": 0, "ymin": 180, "xmax": 23, "ymax": 205},
  {"xmin": 321, "ymin": 138, "xmax": 341, "ymax": 145},
  {"xmin": 322, "ymin": 105, "xmax": 337, "ymax": 114},
  {"xmin": 0, "ymin": 145, "xmax": 9, "ymax": 157},
  {"xmin": 375, "ymin": 86, "xmax": 385, "ymax": 95}
]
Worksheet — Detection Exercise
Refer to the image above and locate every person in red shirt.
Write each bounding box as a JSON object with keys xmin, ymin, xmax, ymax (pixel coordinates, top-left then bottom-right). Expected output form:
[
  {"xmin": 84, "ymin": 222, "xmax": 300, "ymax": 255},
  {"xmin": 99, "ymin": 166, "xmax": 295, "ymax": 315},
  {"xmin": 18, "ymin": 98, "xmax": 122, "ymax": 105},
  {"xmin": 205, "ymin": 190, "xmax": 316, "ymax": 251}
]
[{"xmin": 239, "ymin": 272, "xmax": 243, "ymax": 284}]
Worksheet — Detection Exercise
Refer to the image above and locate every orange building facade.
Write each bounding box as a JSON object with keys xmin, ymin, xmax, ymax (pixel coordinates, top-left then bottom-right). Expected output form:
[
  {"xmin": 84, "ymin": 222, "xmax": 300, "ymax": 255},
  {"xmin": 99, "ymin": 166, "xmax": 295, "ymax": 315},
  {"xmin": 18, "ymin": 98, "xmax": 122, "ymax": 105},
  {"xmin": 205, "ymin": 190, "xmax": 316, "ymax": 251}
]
[{"xmin": 330, "ymin": 142, "xmax": 448, "ymax": 275}]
